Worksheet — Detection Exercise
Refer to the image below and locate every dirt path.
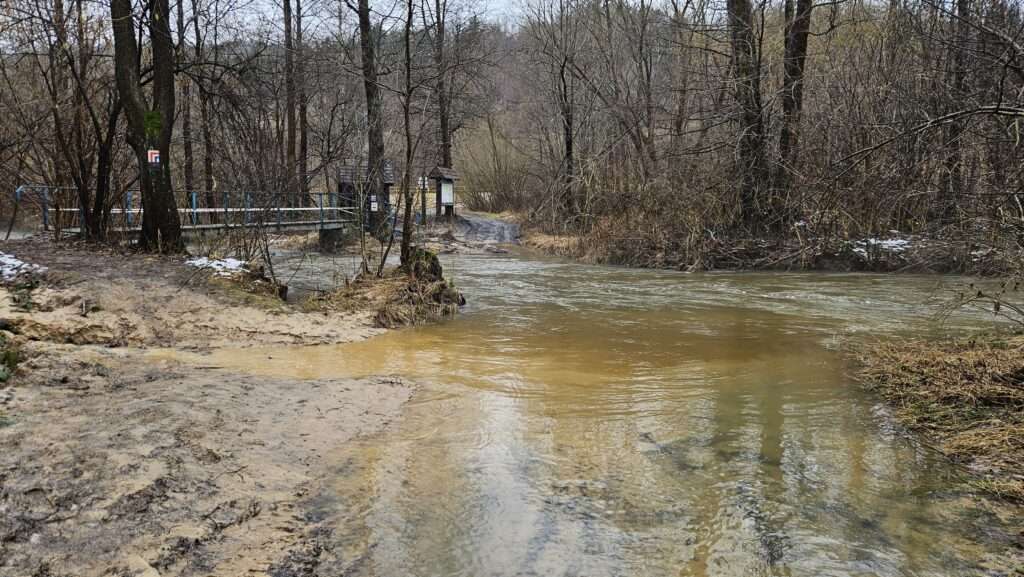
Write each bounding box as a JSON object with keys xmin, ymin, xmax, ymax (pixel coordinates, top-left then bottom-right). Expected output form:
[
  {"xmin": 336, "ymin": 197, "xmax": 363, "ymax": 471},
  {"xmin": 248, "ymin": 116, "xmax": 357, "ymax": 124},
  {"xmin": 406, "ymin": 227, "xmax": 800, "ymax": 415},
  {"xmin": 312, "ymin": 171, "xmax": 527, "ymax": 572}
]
[
  {"xmin": 450, "ymin": 212, "xmax": 520, "ymax": 244},
  {"xmin": 0, "ymin": 240, "xmax": 414, "ymax": 577},
  {"xmin": 412, "ymin": 211, "xmax": 520, "ymax": 255}
]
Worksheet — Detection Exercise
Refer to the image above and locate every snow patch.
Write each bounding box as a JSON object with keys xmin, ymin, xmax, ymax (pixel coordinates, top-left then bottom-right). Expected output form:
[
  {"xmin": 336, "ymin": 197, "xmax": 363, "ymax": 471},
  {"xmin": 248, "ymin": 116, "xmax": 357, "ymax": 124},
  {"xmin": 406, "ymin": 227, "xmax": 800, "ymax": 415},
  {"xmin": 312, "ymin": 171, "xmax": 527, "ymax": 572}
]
[
  {"xmin": 0, "ymin": 252, "xmax": 47, "ymax": 281},
  {"xmin": 186, "ymin": 257, "xmax": 248, "ymax": 276},
  {"xmin": 851, "ymin": 238, "xmax": 910, "ymax": 257},
  {"xmin": 971, "ymin": 247, "xmax": 995, "ymax": 262}
]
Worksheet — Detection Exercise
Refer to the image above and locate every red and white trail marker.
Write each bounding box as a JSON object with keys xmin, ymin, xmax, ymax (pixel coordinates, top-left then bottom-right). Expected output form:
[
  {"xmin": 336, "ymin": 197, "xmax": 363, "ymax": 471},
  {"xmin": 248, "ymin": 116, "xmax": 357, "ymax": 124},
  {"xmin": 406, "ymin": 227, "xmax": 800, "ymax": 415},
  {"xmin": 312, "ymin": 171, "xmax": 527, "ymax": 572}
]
[{"xmin": 147, "ymin": 149, "xmax": 160, "ymax": 165}]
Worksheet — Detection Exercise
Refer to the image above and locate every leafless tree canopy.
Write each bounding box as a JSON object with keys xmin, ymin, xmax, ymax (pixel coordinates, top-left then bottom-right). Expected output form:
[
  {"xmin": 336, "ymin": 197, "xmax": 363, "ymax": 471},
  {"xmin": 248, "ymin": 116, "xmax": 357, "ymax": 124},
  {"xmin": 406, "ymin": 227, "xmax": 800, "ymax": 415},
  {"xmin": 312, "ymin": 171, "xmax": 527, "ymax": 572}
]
[{"xmin": 1, "ymin": 0, "xmax": 1022, "ymax": 261}]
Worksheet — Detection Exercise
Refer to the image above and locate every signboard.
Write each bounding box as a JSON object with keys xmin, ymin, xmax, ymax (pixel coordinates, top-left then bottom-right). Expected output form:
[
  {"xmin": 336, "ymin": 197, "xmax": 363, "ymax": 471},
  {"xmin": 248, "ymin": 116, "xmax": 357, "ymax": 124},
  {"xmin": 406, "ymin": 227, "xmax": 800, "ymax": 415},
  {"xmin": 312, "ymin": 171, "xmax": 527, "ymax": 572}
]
[
  {"xmin": 418, "ymin": 176, "xmax": 429, "ymax": 190},
  {"xmin": 369, "ymin": 194, "xmax": 379, "ymax": 212},
  {"xmin": 441, "ymin": 181, "xmax": 454, "ymax": 206},
  {"xmin": 147, "ymin": 149, "xmax": 161, "ymax": 166}
]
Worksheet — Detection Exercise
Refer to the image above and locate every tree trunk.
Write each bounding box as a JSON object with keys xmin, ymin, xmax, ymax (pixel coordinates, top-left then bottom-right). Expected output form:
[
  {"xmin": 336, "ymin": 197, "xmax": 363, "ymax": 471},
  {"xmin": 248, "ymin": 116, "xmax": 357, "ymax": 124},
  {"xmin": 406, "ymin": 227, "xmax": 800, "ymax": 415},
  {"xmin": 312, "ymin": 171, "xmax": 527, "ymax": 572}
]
[
  {"xmin": 727, "ymin": 0, "xmax": 767, "ymax": 228},
  {"xmin": 774, "ymin": 0, "xmax": 813, "ymax": 212},
  {"xmin": 559, "ymin": 59, "xmax": 576, "ymax": 215},
  {"xmin": 110, "ymin": 0, "xmax": 182, "ymax": 251},
  {"xmin": 51, "ymin": 0, "xmax": 70, "ymax": 200},
  {"xmin": 434, "ymin": 0, "xmax": 452, "ymax": 169},
  {"xmin": 90, "ymin": 96, "xmax": 121, "ymax": 240},
  {"xmin": 356, "ymin": 0, "xmax": 386, "ymax": 237},
  {"xmin": 284, "ymin": 0, "xmax": 297, "ymax": 203},
  {"xmin": 940, "ymin": 0, "xmax": 969, "ymax": 223},
  {"xmin": 177, "ymin": 0, "xmax": 196, "ymax": 203},
  {"xmin": 191, "ymin": 0, "xmax": 216, "ymax": 219},
  {"xmin": 297, "ymin": 0, "xmax": 309, "ymax": 200},
  {"xmin": 400, "ymin": 0, "xmax": 415, "ymax": 267}
]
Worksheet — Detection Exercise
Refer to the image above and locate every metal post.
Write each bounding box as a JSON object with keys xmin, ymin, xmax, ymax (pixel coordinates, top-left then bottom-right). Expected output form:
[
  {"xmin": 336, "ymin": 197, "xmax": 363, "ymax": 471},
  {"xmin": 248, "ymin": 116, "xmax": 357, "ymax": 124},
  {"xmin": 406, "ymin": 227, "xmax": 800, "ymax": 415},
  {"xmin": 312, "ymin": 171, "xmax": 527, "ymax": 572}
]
[
  {"xmin": 190, "ymin": 191, "xmax": 198, "ymax": 225},
  {"xmin": 319, "ymin": 192, "xmax": 324, "ymax": 227},
  {"xmin": 276, "ymin": 194, "xmax": 282, "ymax": 229},
  {"xmin": 13, "ymin": 185, "xmax": 22, "ymax": 227},
  {"xmin": 6, "ymin": 186, "xmax": 23, "ymax": 240},
  {"xmin": 125, "ymin": 190, "xmax": 133, "ymax": 226},
  {"xmin": 42, "ymin": 187, "xmax": 50, "ymax": 230},
  {"xmin": 245, "ymin": 192, "xmax": 251, "ymax": 225},
  {"xmin": 223, "ymin": 191, "xmax": 229, "ymax": 226}
]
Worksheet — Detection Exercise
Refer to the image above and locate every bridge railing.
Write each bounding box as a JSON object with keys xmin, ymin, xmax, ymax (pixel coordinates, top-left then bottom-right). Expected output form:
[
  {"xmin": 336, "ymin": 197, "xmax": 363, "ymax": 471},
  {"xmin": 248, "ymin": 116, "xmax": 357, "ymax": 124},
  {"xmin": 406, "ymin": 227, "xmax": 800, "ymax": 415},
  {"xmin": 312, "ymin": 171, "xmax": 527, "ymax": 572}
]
[
  {"xmin": 16, "ymin": 186, "xmax": 360, "ymax": 233},
  {"xmin": 175, "ymin": 190, "xmax": 359, "ymax": 229}
]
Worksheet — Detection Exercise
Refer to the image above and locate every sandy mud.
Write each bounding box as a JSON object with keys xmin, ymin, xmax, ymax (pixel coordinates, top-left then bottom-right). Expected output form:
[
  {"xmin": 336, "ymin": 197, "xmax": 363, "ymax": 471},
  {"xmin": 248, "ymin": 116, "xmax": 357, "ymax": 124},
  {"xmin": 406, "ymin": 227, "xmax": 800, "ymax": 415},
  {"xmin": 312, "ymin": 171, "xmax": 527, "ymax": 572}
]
[{"xmin": 0, "ymin": 239, "xmax": 414, "ymax": 577}]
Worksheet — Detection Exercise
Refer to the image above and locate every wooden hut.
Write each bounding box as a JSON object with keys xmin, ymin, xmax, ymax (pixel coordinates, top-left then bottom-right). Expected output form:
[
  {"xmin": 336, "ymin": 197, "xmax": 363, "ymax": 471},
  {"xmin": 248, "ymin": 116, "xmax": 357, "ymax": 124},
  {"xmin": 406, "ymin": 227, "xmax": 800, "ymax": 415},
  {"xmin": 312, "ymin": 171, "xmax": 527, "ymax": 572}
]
[
  {"xmin": 429, "ymin": 166, "xmax": 458, "ymax": 219},
  {"xmin": 336, "ymin": 160, "xmax": 396, "ymax": 231}
]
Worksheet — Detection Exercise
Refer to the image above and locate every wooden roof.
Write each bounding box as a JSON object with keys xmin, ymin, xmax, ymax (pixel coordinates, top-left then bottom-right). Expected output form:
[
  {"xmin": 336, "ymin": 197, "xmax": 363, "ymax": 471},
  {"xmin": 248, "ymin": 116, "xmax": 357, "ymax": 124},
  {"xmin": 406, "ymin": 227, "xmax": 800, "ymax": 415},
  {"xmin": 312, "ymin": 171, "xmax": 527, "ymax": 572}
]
[
  {"xmin": 429, "ymin": 166, "xmax": 459, "ymax": 181},
  {"xmin": 337, "ymin": 160, "xmax": 396, "ymax": 185}
]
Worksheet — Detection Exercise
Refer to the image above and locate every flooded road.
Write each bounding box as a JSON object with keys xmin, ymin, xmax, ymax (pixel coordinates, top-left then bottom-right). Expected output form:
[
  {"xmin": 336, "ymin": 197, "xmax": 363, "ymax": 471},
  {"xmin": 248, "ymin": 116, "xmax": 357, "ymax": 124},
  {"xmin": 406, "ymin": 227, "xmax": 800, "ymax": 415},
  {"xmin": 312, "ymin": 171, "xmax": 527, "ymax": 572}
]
[{"xmin": 200, "ymin": 252, "xmax": 1021, "ymax": 576}]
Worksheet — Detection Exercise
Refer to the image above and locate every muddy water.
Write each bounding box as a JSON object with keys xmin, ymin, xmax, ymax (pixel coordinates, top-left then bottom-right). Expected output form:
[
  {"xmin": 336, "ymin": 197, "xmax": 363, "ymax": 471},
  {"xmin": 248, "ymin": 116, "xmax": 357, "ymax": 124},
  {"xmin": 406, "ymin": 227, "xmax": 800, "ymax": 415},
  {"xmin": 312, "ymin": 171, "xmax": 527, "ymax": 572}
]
[{"xmin": 207, "ymin": 253, "xmax": 1020, "ymax": 576}]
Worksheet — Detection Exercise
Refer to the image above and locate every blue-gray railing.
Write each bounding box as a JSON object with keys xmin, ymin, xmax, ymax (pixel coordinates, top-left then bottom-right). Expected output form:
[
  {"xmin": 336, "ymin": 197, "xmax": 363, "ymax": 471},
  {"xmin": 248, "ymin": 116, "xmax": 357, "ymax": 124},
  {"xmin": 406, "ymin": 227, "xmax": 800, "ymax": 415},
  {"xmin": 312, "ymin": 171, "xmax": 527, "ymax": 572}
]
[{"xmin": 13, "ymin": 185, "xmax": 363, "ymax": 233}]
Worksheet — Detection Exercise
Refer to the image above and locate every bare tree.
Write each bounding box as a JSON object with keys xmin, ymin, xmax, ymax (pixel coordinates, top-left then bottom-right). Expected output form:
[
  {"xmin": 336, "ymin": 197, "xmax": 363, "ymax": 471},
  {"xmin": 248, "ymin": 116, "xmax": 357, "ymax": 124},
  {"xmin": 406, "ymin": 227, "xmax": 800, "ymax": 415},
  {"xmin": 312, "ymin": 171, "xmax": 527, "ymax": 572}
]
[{"xmin": 110, "ymin": 0, "xmax": 182, "ymax": 250}]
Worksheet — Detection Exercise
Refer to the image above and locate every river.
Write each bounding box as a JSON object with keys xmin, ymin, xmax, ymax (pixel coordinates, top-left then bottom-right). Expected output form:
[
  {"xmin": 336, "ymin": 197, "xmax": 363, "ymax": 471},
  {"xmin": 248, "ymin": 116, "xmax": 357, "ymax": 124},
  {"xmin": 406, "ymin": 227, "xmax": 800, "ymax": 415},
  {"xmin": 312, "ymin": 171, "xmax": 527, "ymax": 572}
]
[{"xmin": 203, "ymin": 249, "xmax": 1021, "ymax": 576}]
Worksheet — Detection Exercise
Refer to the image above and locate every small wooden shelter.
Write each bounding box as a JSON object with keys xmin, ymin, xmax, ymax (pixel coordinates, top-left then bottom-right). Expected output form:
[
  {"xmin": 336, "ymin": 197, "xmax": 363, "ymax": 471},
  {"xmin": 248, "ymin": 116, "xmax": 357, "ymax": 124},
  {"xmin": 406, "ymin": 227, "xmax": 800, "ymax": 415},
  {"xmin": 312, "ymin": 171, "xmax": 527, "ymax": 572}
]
[{"xmin": 429, "ymin": 166, "xmax": 458, "ymax": 218}]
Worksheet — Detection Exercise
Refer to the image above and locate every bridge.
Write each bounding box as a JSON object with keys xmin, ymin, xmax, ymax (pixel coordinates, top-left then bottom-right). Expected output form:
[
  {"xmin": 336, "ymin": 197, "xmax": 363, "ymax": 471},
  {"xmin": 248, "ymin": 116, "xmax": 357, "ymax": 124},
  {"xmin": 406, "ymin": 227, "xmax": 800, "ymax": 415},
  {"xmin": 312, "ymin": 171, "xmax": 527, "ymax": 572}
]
[{"xmin": 11, "ymin": 185, "xmax": 365, "ymax": 238}]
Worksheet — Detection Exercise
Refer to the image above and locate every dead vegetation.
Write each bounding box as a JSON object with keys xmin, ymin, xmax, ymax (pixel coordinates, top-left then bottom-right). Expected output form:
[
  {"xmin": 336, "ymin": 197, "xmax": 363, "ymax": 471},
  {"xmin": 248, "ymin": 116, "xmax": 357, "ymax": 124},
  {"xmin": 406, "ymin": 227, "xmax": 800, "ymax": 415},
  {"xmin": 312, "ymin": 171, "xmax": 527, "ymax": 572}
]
[
  {"xmin": 521, "ymin": 230, "xmax": 581, "ymax": 258},
  {"xmin": 855, "ymin": 335, "xmax": 1024, "ymax": 501},
  {"xmin": 304, "ymin": 248, "xmax": 465, "ymax": 328},
  {"xmin": 518, "ymin": 212, "xmax": 1024, "ymax": 274}
]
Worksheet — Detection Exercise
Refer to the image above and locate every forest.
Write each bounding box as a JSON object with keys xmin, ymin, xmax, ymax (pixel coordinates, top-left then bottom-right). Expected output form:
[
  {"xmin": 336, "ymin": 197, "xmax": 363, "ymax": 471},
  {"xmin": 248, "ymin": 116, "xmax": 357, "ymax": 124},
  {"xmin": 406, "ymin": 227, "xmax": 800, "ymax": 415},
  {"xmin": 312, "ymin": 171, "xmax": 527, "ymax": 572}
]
[{"xmin": 1, "ymin": 0, "xmax": 1023, "ymax": 269}]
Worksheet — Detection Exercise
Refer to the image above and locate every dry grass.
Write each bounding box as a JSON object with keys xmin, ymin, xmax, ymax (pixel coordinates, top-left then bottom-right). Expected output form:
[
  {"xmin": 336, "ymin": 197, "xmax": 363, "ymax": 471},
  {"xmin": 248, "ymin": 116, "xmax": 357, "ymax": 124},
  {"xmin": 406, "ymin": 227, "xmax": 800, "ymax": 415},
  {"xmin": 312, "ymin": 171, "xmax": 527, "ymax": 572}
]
[
  {"xmin": 521, "ymin": 231, "xmax": 581, "ymax": 257},
  {"xmin": 855, "ymin": 335, "xmax": 1024, "ymax": 500}
]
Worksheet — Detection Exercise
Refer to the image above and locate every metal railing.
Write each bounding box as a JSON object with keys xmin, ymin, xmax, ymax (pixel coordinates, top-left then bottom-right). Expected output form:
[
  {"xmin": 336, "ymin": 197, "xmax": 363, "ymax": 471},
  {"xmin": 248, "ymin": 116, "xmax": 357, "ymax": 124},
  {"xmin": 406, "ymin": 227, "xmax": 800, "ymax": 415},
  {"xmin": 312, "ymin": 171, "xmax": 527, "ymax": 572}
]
[{"xmin": 12, "ymin": 185, "xmax": 361, "ymax": 234}]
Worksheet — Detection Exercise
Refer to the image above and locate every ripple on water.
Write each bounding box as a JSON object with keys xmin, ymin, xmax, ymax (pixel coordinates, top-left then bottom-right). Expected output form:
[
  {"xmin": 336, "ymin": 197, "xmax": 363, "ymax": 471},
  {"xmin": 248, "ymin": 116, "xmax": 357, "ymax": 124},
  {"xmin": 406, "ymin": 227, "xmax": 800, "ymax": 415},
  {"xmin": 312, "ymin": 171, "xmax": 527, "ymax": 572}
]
[{"xmin": 204, "ymin": 252, "xmax": 1023, "ymax": 576}]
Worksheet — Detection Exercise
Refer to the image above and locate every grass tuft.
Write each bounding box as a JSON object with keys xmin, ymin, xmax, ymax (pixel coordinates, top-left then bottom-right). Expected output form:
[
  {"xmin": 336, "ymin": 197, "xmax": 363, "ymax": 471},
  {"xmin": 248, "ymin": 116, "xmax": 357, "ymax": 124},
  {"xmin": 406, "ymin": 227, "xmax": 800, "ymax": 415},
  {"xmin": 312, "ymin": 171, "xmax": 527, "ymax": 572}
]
[{"xmin": 855, "ymin": 335, "xmax": 1024, "ymax": 500}]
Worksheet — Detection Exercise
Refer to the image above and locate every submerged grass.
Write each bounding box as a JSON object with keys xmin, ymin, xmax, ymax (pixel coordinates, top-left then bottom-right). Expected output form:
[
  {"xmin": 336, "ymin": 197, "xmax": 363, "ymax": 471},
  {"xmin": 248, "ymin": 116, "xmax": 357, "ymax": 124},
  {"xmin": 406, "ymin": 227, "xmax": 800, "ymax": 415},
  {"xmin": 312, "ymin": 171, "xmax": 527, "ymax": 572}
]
[{"xmin": 855, "ymin": 335, "xmax": 1024, "ymax": 501}]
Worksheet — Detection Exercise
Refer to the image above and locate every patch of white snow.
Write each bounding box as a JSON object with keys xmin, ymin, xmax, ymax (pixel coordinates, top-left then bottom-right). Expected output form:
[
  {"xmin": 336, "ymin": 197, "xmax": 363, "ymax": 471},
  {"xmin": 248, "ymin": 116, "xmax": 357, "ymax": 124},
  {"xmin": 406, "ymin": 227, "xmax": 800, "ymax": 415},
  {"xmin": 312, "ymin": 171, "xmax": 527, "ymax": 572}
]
[
  {"xmin": 185, "ymin": 257, "xmax": 248, "ymax": 276},
  {"xmin": 0, "ymin": 252, "xmax": 47, "ymax": 281},
  {"xmin": 851, "ymin": 237, "xmax": 910, "ymax": 258}
]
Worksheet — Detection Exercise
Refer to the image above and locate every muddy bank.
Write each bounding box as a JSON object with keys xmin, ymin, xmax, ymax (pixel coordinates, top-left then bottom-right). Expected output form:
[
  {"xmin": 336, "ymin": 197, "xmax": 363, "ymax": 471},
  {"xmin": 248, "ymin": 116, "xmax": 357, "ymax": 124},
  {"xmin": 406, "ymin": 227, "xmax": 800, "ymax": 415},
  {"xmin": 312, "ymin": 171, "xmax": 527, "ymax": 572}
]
[
  {"xmin": 0, "ymin": 238, "xmax": 383, "ymax": 349},
  {"xmin": 1, "ymin": 343, "xmax": 413, "ymax": 577},
  {"xmin": 855, "ymin": 334, "xmax": 1024, "ymax": 501},
  {"xmin": 0, "ymin": 239, "xmax": 419, "ymax": 576}
]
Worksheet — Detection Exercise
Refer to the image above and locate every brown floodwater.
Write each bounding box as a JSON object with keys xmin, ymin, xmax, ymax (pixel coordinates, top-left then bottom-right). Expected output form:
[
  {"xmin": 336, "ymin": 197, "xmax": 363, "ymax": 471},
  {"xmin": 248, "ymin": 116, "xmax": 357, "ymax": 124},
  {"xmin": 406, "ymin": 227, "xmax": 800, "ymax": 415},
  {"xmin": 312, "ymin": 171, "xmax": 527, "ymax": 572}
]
[{"xmin": 186, "ymin": 251, "xmax": 1022, "ymax": 576}]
